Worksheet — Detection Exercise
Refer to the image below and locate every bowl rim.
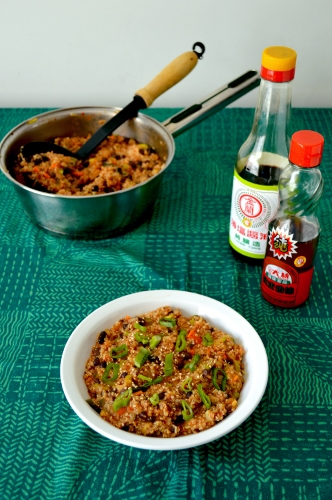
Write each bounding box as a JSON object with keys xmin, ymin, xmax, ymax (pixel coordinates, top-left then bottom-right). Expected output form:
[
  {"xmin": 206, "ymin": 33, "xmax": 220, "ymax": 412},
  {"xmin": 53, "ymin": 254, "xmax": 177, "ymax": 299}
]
[
  {"xmin": 0, "ymin": 106, "xmax": 175, "ymax": 199},
  {"xmin": 60, "ymin": 290, "xmax": 269, "ymax": 450}
]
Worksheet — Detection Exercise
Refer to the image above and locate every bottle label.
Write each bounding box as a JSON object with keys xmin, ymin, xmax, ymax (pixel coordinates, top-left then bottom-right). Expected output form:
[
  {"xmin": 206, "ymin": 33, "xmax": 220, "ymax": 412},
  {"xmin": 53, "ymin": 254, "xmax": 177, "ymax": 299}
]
[
  {"xmin": 229, "ymin": 169, "xmax": 279, "ymax": 258},
  {"xmin": 261, "ymin": 226, "xmax": 315, "ymax": 307}
]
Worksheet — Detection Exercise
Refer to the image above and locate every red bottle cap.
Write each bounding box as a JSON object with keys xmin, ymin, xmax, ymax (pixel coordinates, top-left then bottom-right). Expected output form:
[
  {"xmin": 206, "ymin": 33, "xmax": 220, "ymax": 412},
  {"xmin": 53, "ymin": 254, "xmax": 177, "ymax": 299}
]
[{"xmin": 289, "ymin": 130, "xmax": 324, "ymax": 168}]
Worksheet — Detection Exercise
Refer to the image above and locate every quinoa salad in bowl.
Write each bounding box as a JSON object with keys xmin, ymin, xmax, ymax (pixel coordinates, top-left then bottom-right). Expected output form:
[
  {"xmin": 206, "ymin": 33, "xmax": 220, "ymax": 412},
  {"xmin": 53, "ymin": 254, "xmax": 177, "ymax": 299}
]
[
  {"xmin": 84, "ymin": 306, "xmax": 245, "ymax": 438},
  {"xmin": 60, "ymin": 290, "xmax": 268, "ymax": 450}
]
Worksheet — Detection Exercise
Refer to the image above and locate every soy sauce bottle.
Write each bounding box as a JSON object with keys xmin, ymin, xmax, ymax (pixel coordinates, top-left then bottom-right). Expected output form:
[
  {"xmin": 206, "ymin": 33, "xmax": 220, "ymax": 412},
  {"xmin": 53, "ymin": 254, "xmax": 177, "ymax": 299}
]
[
  {"xmin": 229, "ymin": 46, "xmax": 297, "ymax": 263},
  {"xmin": 261, "ymin": 130, "xmax": 324, "ymax": 308}
]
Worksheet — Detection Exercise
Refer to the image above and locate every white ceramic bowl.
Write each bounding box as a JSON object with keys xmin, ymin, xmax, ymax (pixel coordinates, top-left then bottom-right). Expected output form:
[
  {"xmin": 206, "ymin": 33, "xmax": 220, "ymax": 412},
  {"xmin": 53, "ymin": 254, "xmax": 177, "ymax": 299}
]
[{"xmin": 60, "ymin": 290, "xmax": 268, "ymax": 450}]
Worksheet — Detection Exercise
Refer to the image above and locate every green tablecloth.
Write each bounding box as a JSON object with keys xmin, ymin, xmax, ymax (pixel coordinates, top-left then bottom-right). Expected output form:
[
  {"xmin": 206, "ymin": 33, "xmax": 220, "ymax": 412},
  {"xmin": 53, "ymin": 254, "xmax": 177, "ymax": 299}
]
[{"xmin": 1, "ymin": 107, "xmax": 331, "ymax": 500}]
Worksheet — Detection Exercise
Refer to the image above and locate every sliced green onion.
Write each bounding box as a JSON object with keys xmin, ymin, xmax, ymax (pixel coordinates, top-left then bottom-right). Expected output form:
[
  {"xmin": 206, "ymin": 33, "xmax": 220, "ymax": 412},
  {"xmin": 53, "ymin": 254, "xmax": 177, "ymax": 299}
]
[
  {"xmin": 149, "ymin": 335, "xmax": 162, "ymax": 350},
  {"xmin": 175, "ymin": 329, "xmax": 187, "ymax": 352},
  {"xmin": 197, "ymin": 383, "xmax": 212, "ymax": 409},
  {"xmin": 164, "ymin": 352, "xmax": 173, "ymax": 377},
  {"xmin": 134, "ymin": 322, "xmax": 147, "ymax": 333},
  {"xmin": 159, "ymin": 317, "xmax": 176, "ymax": 328},
  {"xmin": 212, "ymin": 367, "xmax": 227, "ymax": 391},
  {"xmin": 134, "ymin": 331, "xmax": 149, "ymax": 344},
  {"xmin": 184, "ymin": 354, "xmax": 201, "ymax": 372},
  {"xmin": 137, "ymin": 374, "xmax": 152, "ymax": 382},
  {"xmin": 181, "ymin": 377, "xmax": 193, "ymax": 393},
  {"xmin": 110, "ymin": 344, "xmax": 128, "ymax": 359},
  {"xmin": 134, "ymin": 347, "xmax": 151, "ymax": 368},
  {"xmin": 202, "ymin": 332, "xmax": 214, "ymax": 347},
  {"xmin": 113, "ymin": 388, "xmax": 132, "ymax": 412},
  {"xmin": 233, "ymin": 359, "xmax": 241, "ymax": 373},
  {"xmin": 141, "ymin": 376, "xmax": 163, "ymax": 388},
  {"xmin": 189, "ymin": 315, "xmax": 199, "ymax": 325},
  {"xmin": 101, "ymin": 362, "xmax": 120, "ymax": 384},
  {"xmin": 181, "ymin": 400, "xmax": 194, "ymax": 421},
  {"xmin": 149, "ymin": 393, "xmax": 160, "ymax": 406}
]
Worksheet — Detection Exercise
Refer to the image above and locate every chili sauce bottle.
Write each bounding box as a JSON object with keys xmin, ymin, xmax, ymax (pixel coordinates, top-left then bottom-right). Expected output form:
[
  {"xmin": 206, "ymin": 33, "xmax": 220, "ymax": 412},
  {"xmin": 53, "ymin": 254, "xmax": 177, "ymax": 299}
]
[
  {"xmin": 229, "ymin": 46, "xmax": 297, "ymax": 262},
  {"xmin": 261, "ymin": 130, "xmax": 324, "ymax": 308}
]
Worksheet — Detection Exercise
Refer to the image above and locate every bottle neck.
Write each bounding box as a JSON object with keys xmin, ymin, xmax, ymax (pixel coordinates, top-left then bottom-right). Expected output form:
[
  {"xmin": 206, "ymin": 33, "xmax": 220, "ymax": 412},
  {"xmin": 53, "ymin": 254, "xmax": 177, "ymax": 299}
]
[
  {"xmin": 250, "ymin": 78, "xmax": 293, "ymax": 158},
  {"xmin": 277, "ymin": 162, "xmax": 323, "ymax": 220}
]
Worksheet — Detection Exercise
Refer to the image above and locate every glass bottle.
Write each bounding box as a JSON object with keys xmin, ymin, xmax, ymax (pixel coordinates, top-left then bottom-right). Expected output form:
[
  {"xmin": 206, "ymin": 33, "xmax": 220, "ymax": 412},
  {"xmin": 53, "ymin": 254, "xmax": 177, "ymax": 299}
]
[
  {"xmin": 229, "ymin": 46, "xmax": 297, "ymax": 263},
  {"xmin": 261, "ymin": 130, "xmax": 324, "ymax": 308}
]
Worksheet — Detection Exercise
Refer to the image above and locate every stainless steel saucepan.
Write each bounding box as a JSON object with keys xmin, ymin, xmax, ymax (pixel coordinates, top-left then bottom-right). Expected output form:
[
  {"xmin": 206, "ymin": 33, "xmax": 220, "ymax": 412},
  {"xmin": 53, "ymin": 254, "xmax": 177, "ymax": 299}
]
[{"xmin": 0, "ymin": 70, "xmax": 259, "ymax": 239}]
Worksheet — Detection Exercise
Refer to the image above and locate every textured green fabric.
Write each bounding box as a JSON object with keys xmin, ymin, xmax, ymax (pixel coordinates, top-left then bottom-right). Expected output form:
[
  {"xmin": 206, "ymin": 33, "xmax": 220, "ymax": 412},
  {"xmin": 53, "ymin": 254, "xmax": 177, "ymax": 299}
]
[{"xmin": 0, "ymin": 107, "xmax": 332, "ymax": 500}]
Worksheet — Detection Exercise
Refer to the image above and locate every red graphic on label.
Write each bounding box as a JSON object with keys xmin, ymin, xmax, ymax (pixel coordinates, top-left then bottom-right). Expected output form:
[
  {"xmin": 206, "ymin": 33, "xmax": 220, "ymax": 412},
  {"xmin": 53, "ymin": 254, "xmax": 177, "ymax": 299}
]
[
  {"xmin": 239, "ymin": 194, "xmax": 262, "ymax": 218},
  {"xmin": 268, "ymin": 227, "xmax": 298, "ymax": 260}
]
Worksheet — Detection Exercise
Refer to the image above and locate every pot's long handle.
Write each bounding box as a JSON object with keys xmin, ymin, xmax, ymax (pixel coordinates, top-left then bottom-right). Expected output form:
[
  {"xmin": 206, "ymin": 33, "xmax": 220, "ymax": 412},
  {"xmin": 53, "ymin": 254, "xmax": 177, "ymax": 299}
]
[
  {"xmin": 163, "ymin": 70, "xmax": 260, "ymax": 137},
  {"xmin": 135, "ymin": 42, "xmax": 205, "ymax": 107}
]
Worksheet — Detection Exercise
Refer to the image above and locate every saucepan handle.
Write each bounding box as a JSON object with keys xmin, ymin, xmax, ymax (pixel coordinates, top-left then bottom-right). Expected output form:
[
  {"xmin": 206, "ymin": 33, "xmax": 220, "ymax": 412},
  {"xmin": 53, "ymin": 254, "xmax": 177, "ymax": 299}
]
[
  {"xmin": 135, "ymin": 42, "xmax": 205, "ymax": 108},
  {"xmin": 163, "ymin": 70, "xmax": 260, "ymax": 137}
]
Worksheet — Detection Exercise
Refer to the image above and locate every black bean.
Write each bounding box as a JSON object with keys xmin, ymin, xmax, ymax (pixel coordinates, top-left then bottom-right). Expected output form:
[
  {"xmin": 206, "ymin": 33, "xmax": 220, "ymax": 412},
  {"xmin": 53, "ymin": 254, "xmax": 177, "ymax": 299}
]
[
  {"xmin": 146, "ymin": 415, "xmax": 155, "ymax": 422},
  {"xmin": 148, "ymin": 354, "xmax": 160, "ymax": 364},
  {"xmin": 122, "ymin": 425, "xmax": 129, "ymax": 432},
  {"xmin": 120, "ymin": 372, "xmax": 127, "ymax": 378},
  {"xmin": 176, "ymin": 359, "xmax": 185, "ymax": 369},
  {"xmin": 98, "ymin": 331, "xmax": 107, "ymax": 344},
  {"xmin": 92, "ymin": 185, "xmax": 99, "ymax": 192},
  {"xmin": 100, "ymin": 361, "xmax": 107, "ymax": 368},
  {"xmin": 158, "ymin": 392, "xmax": 165, "ymax": 400},
  {"xmin": 41, "ymin": 155, "xmax": 49, "ymax": 162},
  {"xmin": 93, "ymin": 357, "xmax": 100, "ymax": 366},
  {"xmin": 185, "ymin": 391, "xmax": 193, "ymax": 398},
  {"xmin": 137, "ymin": 317, "xmax": 146, "ymax": 326},
  {"xmin": 138, "ymin": 412, "xmax": 147, "ymax": 420},
  {"xmin": 83, "ymin": 160, "xmax": 90, "ymax": 168},
  {"xmin": 183, "ymin": 352, "xmax": 192, "ymax": 360},
  {"xmin": 174, "ymin": 415, "xmax": 184, "ymax": 425},
  {"xmin": 33, "ymin": 158, "xmax": 42, "ymax": 165},
  {"xmin": 203, "ymin": 369, "xmax": 209, "ymax": 376}
]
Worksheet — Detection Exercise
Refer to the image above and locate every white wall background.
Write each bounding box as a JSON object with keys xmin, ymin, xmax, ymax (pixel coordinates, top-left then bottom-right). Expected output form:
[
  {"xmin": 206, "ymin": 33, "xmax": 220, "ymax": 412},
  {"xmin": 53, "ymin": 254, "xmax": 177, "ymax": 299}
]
[{"xmin": 1, "ymin": 0, "xmax": 331, "ymax": 109}]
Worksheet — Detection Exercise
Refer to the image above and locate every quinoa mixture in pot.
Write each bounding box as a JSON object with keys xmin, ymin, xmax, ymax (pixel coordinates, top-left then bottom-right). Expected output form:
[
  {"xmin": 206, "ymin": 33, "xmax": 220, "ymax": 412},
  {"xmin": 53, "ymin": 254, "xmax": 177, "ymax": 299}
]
[
  {"xmin": 14, "ymin": 134, "xmax": 165, "ymax": 196},
  {"xmin": 84, "ymin": 306, "xmax": 245, "ymax": 438}
]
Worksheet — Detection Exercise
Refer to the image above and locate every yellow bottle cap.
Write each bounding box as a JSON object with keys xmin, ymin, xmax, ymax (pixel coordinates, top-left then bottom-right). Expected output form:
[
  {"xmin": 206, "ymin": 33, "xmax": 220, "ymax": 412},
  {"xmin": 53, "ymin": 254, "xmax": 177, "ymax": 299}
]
[{"xmin": 261, "ymin": 46, "xmax": 297, "ymax": 82}]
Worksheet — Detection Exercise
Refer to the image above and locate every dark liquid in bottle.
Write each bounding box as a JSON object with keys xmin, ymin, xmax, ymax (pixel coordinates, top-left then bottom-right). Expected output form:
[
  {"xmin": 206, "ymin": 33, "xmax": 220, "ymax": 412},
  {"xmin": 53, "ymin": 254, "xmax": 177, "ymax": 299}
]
[
  {"xmin": 268, "ymin": 216, "xmax": 320, "ymax": 271},
  {"xmin": 231, "ymin": 163, "xmax": 282, "ymax": 265},
  {"xmin": 239, "ymin": 164, "xmax": 281, "ymax": 186}
]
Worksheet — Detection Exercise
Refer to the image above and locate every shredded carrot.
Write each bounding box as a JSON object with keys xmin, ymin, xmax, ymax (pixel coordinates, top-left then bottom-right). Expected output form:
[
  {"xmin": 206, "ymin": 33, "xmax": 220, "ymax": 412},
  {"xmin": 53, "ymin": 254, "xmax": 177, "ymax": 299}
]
[
  {"xmin": 32, "ymin": 166, "xmax": 39, "ymax": 172},
  {"xmin": 43, "ymin": 172, "xmax": 50, "ymax": 179},
  {"xmin": 72, "ymin": 170, "xmax": 84, "ymax": 178},
  {"xmin": 134, "ymin": 391, "xmax": 143, "ymax": 396},
  {"xmin": 232, "ymin": 375, "xmax": 239, "ymax": 382},
  {"xmin": 51, "ymin": 162, "xmax": 60, "ymax": 169},
  {"xmin": 189, "ymin": 348, "xmax": 196, "ymax": 355},
  {"xmin": 125, "ymin": 315, "xmax": 131, "ymax": 320},
  {"xmin": 116, "ymin": 407, "xmax": 127, "ymax": 416},
  {"xmin": 187, "ymin": 330, "xmax": 202, "ymax": 344}
]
